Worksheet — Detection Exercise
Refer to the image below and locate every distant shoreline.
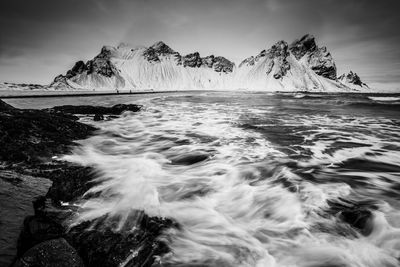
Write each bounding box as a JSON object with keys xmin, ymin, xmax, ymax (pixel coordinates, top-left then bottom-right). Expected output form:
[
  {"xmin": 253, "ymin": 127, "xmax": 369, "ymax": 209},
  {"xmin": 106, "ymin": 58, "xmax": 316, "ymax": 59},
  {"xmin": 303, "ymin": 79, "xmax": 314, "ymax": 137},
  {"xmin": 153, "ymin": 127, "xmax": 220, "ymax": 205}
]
[
  {"xmin": 0, "ymin": 90, "xmax": 181, "ymax": 99},
  {"xmin": 1, "ymin": 89, "xmax": 399, "ymax": 99}
]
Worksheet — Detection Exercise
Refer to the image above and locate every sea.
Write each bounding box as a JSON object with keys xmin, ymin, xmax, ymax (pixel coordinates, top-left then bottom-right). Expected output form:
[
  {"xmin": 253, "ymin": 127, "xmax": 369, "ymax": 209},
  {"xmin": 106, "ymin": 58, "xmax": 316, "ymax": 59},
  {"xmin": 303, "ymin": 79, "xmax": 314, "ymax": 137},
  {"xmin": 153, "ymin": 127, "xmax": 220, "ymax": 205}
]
[{"xmin": 1, "ymin": 91, "xmax": 400, "ymax": 267}]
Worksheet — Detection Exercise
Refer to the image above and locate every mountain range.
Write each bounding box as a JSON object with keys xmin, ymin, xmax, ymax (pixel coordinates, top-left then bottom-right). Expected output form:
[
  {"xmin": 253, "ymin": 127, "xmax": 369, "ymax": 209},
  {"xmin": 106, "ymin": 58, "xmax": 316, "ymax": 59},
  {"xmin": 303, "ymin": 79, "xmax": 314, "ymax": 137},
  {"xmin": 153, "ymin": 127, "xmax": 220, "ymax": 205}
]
[{"xmin": 9, "ymin": 34, "xmax": 372, "ymax": 92}]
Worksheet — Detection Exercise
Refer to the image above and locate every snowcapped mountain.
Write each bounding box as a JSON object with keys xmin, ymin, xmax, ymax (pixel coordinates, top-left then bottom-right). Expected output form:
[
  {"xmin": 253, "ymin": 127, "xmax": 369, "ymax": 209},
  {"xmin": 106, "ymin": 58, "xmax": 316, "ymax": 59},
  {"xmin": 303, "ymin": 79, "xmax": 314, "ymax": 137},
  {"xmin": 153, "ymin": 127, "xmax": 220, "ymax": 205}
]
[
  {"xmin": 338, "ymin": 71, "xmax": 369, "ymax": 90},
  {"xmin": 51, "ymin": 34, "xmax": 368, "ymax": 92}
]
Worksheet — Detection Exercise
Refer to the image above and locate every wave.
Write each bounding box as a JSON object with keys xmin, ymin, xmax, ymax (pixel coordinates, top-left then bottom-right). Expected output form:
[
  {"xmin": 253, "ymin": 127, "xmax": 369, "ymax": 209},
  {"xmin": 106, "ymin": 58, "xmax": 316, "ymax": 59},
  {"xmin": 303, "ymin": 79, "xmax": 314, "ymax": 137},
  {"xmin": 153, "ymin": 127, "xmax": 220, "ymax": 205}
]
[
  {"xmin": 61, "ymin": 96, "xmax": 400, "ymax": 266},
  {"xmin": 368, "ymin": 96, "xmax": 400, "ymax": 102}
]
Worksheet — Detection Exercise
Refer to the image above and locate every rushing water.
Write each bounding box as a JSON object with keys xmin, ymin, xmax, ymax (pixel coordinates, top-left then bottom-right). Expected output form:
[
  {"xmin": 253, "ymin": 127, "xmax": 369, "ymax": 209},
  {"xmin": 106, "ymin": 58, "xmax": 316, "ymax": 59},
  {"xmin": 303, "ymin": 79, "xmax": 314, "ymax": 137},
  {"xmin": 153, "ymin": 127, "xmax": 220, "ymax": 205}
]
[{"xmin": 3, "ymin": 91, "xmax": 400, "ymax": 266}]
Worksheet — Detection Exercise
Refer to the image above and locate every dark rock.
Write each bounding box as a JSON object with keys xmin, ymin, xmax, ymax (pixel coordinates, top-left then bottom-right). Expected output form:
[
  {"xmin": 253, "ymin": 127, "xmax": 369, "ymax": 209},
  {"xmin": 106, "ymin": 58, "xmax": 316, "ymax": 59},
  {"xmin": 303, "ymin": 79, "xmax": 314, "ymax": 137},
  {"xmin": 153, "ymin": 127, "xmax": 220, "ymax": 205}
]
[
  {"xmin": 0, "ymin": 99, "xmax": 15, "ymax": 111},
  {"xmin": 183, "ymin": 52, "xmax": 203, "ymax": 68},
  {"xmin": 340, "ymin": 209, "xmax": 373, "ymax": 235},
  {"xmin": 170, "ymin": 152, "xmax": 209, "ymax": 165},
  {"xmin": 239, "ymin": 41, "xmax": 290, "ymax": 79},
  {"xmin": 46, "ymin": 166, "xmax": 96, "ymax": 203},
  {"xmin": 150, "ymin": 41, "xmax": 177, "ymax": 56},
  {"xmin": 52, "ymin": 45, "xmax": 119, "ymax": 87},
  {"xmin": 44, "ymin": 103, "xmax": 142, "ymax": 116},
  {"xmin": 289, "ymin": 34, "xmax": 317, "ymax": 60},
  {"xmin": 338, "ymin": 71, "xmax": 368, "ymax": 87},
  {"xmin": 213, "ymin": 56, "xmax": 235, "ymax": 73},
  {"xmin": 67, "ymin": 213, "xmax": 175, "ymax": 267},
  {"xmin": 66, "ymin": 61, "xmax": 88, "ymax": 79},
  {"xmin": 289, "ymin": 34, "xmax": 337, "ymax": 80},
  {"xmin": 93, "ymin": 113, "xmax": 104, "ymax": 121},
  {"xmin": 33, "ymin": 196, "xmax": 47, "ymax": 216},
  {"xmin": 143, "ymin": 41, "xmax": 181, "ymax": 63},
  {"xmin": 202, "ymin": 55, "xmax": 215, "ymax": 68},
  {"xmin": 16, "ymin": 215, "xmax": 64, "ymax": 257},
  {"xmin": 269, "ymin": 41, "xmax": 290, "ymax": 79},
  {"xmin": 13, "ymin": 238, "xmax": 84, "ymax": 267},
  {"xmin": 86, "ymin": 49, "xmax": 114, "ymax": 77},
  {"xmin": 50, "ymin": 75, "xmax": 71, "ymax": 89},
  {"xmin": 142, "ymin": 47, "xmax": 160, "ymax": 63},
  {"xmin": 182, "ymin": 53, "xmax": 234, "ymax": 73},
  {"xmin": 239, "ymin": 56, "xmax": 255, "ymax": 67},
  {"xmin": 308, "ymin": 46, "xmax": 337, "ymax": 80},
  {"xmin": 0, "ymin": 101, "xmax": 95, "ymax": 164},
  {"xmin": 327, "ymin": 198, "xmax": 377, "ymax": 236}
]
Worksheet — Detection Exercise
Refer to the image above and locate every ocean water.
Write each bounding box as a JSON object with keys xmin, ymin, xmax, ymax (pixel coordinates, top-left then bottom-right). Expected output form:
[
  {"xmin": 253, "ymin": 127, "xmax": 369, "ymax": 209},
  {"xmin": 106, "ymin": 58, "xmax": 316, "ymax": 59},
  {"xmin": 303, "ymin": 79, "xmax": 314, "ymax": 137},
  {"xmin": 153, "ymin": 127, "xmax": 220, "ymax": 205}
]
[{"xmin": 2, "ymin": 91, "xmax": 400, "ymax": 266}]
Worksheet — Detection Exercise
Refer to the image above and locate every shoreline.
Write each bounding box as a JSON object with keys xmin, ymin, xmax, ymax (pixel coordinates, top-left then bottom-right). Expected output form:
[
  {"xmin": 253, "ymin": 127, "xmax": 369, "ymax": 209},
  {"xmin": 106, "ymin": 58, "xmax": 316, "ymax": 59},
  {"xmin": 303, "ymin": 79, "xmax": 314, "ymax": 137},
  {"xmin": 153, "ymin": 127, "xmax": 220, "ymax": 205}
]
[
  {"xmin": 1, "ymin": 100, "xmax": 170, "ymax": 267},
  {"xmin": 1, "ymin": 89, "xmax": 400, "ymax": 99},
  {"xmin": 0, "ymin": 90, "xmax": 178, "ymax": 99}
]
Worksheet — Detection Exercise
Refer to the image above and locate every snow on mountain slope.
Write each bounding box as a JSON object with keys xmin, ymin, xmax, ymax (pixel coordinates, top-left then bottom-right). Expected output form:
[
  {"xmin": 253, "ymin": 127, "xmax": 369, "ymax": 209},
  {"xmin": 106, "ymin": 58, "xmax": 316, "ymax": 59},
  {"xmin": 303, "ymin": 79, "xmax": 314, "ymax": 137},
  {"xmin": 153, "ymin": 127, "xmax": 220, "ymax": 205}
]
[
  {"xmin": 338, "ymin": 71, "xmax": 370, "ymax": 91},
  {"xmin": 51, "ymin": 35, "xmax": 368, "ymax": 92}
]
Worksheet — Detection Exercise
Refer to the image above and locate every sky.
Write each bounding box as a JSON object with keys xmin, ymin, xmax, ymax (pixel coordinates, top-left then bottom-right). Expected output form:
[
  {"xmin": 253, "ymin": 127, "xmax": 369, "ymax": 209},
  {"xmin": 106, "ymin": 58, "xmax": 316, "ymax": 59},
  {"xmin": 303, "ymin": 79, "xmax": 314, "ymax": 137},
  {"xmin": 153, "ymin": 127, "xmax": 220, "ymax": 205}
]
[{"xmin": 0, "ymin": 0, "xmax": 399, "ymax": 90}]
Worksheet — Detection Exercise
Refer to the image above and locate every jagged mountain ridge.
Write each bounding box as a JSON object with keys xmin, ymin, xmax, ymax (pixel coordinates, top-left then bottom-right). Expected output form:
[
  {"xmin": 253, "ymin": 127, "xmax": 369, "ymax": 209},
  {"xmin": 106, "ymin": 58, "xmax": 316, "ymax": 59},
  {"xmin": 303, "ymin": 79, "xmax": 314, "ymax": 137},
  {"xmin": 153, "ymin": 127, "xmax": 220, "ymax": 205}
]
[
  {"xmin": 338, "ymin": 71, "xmax": 369, "ymax": 88},
  {"xmin": 51, "ymin": 34, "xmax": 367, "ymax": 92}
]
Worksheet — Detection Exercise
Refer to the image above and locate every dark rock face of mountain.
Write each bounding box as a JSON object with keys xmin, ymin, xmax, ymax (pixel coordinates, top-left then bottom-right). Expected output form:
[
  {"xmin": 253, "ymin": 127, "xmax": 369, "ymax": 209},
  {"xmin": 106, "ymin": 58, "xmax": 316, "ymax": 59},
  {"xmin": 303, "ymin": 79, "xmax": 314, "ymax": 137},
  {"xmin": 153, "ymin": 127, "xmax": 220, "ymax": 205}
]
[
  {"xmin": 66, "ymin": 61, "xmax": 88, "ymax": 79},
  {"xmin": 289, "ymin": 34, "xmax": 318, "ymax": 60},
  {"xmin": 143, "ymin": 41, "xmax": 180, "ymax": 63},
  {"xmin": 86, "ymin": 47, "xmax": 115, "ymax": 77},
  {"xmin": 142, "ymin": 41, "xmax": 235, "ymax": 73},
  {"xmin": 289, "ymin": 34, "xmax": 337, "ymax": 80},
  {"xmin": 151, "ymin": 41, "xmax": 177, "ymax": 56},
  {"xmin": 268, "ymin": 41, "xmax": 291, "ymax": 79},
  {"xmin": 182, "ymin": 52, "xmax": 203, "ymax": 68},
  {"xmin": 51, "ymin": 46, "xmax": 119, "ymax": 87},
  {"xmin": 338, "ymin": 71, "xmax": 368, "ymax": 87},
  {"xmin": 308, "ymin": 46, "xmax": 337, "ymax": 80},
  {"xmin": 213, "ymin": 56, "xmax": 235, "ymax": 73},
  {"xmin": 239, "ymin": 56, "xmax": 255, "ymax": 67},
  {"xmin": 239, "ymin": 40, "xmax": 290, "ymax": 79}
]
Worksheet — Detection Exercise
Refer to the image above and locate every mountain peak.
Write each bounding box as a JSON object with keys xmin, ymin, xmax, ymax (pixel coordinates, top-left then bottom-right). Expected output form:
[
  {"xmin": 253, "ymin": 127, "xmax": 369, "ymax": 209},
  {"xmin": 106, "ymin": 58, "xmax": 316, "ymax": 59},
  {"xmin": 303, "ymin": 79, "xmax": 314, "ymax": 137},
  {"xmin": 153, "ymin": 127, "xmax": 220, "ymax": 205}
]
[
  {"xmin": 338, "ymin": 71, "xmax": 368, "ymax": 87},
  {"xmin": 289, "ymin": 34, "xmax": 317, "ymax": 60},
  {"xmin": 150, "ymin": 41, "xmax": 176, "ymax": 55}
]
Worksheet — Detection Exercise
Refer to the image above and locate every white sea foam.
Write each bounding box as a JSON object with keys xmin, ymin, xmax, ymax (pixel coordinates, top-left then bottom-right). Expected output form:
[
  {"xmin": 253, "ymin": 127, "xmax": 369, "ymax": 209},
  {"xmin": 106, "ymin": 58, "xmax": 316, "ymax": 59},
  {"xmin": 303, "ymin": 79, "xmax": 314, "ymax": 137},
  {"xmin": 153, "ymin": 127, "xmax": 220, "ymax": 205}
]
[
  {"xmin": 368, "ymin": 96, "xmax": 400, "ymax": 102},
  {"xmin": 63, "ymin": 96, "xmax": 400, "ymax": 266}
]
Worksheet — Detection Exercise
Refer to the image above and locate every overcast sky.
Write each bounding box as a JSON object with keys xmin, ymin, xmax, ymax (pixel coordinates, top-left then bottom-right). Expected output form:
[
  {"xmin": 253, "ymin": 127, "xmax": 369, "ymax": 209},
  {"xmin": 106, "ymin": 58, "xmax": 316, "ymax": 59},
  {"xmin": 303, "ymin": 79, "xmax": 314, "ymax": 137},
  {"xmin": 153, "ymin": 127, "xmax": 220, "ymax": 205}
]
[{"xmin": 0, "ymin": 0, "xmax": 399, "ymax": 90}]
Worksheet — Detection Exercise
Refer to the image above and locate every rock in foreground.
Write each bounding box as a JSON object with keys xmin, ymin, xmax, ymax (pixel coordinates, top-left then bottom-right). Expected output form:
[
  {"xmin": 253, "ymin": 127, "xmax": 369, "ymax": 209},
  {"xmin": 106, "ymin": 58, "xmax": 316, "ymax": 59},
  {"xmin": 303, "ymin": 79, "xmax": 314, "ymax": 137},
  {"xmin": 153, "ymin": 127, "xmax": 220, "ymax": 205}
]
[
  {"xmin": 43, "ymin": 103, "xmax": 142, "ymax": 116},
  {"xmin": 0, "ymin": 100, "xmax": 95, "ymax": 164},
  {"xmin": 1, "ymin": 100, "xmax": 175, "ymax": 267},
  {"xmin": 13, "ymin": 238, "xmax": 84, "ymax": 267}
]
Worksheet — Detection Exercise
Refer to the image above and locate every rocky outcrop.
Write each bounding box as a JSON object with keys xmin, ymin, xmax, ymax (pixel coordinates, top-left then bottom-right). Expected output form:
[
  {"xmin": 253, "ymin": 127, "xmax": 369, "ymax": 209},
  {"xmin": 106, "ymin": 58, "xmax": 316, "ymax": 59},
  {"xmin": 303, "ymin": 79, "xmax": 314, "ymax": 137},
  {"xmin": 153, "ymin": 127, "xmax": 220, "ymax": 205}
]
[
  {"xmin": 182, "ymin": 52, "xmax": 203, "ymax": 68},
  {"xmin": 0, "ymin": 100, "xmax": 95, "ymax": 164},
  {"xmin": 67, "ymin": 214, "xmax": 174, "ymax": 267},
  {"xmin": 44, "ymin": 104, "xmax": 142, "ymax": 116},
  {"xmin": 269, "ymin": 41, "xmax": 291, "ymax": 79},
  {"xmin": 143, "ymin": 41, "xmax": 180, "ymax": 63},
  {"xmin": 51, "ymin": 46, "xmax": 123, "ymax": 88},
  {"xmin": 239, "ymin": 40, "xmax": 290, "ymax": 79},
  {"xmin": 289, "ymin": 34, "xmax": 317, "ymax": 60},
  {"xmin": 338, "ymin": 71, "xmax": 368, "ymax": 87},
  {"xmin": 1, "ymin": 100, "xmax": 177, "ymax": 267},
  {"xmin": 66, "ymin": 61, "xmax": 88, "ymax": 79},
  {"xmin": 142, "ymin": 41, "xmax": 235, "ymax": 73},
  {"xmin": 213, "ymin": 56, "xmax": 235, "ymax": 73},
  {"xmin": 86, "ymin": 46, "xmax": 115, "ymax": 77},
  {"xmin": 289, "ymin": 34, "xmax": 337, "ymax": 80},
  {"xmin": 0, "ymin": 98, "xmax": 15, "ymax": 111},
  {"xmin": 13, "ymin": 238, "xmax": 84, "ymax": 267}
]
